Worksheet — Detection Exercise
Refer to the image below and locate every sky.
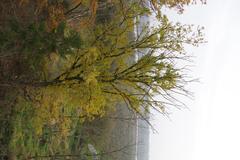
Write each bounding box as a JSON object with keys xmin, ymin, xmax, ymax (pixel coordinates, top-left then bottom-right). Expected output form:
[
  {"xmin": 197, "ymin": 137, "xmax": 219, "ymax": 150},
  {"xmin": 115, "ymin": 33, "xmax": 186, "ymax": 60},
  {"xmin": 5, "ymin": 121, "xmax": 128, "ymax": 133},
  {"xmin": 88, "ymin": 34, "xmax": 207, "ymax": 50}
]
[{"xmin": 150, "ymin": 1, "xmax": 240, "ymax": 160}]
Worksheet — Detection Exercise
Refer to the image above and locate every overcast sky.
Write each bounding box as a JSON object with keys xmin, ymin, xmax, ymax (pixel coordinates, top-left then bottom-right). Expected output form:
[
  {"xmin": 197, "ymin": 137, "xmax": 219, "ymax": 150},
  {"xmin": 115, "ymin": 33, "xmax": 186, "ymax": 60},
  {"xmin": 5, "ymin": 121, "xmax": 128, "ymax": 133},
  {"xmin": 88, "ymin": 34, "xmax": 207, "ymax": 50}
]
[{"xmin": 150, "ymin": 1, "xmax": 240, "ymax": 160}]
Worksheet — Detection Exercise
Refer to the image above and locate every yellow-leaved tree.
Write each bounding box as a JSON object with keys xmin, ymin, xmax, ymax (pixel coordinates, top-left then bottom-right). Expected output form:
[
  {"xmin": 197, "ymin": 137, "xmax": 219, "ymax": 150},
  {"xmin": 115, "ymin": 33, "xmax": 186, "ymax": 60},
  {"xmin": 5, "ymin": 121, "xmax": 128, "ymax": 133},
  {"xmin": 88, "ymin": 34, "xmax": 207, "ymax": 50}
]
[{"xmin": 0, "ymin": 0, "xmax": 205, "ymax": 159}]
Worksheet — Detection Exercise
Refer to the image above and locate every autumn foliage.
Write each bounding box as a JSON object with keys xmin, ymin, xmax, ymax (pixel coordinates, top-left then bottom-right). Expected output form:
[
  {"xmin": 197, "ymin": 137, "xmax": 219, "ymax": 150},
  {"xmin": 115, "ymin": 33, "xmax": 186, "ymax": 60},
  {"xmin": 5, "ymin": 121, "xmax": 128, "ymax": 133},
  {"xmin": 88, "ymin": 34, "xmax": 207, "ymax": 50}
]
[{"xmin": 0, "ymin": 0, "xmax": 205, "ymax": 159}]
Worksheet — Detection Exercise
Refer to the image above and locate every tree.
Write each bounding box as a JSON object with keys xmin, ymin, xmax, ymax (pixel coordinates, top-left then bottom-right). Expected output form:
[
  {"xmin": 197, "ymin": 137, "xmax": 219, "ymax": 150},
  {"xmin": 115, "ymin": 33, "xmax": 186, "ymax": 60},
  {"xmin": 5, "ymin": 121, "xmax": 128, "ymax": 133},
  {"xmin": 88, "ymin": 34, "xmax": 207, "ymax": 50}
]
[
  {"xmin": 149, "ymin": 0, "xmax": 207, "ymax": 14},
  {"xmin": 41, "ymin": 0, "xmax": 204, "ymax": 115},
  {"xmin": 0, "ymin": 0, "xmax": 205, "ymax": 158}
]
